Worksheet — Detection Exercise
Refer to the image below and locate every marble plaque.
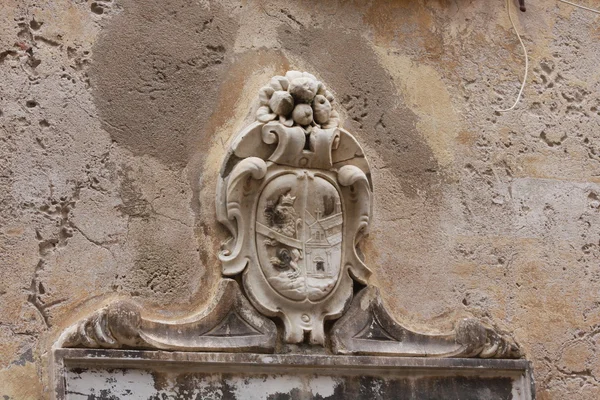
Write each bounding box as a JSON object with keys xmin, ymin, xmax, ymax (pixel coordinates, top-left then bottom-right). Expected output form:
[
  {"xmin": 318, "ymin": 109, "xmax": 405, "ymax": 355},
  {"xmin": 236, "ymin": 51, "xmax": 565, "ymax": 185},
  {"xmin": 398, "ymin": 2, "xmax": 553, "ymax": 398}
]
[{"xmin": 54, "ymin": 349, "xmax": 534, "ymax": 400}]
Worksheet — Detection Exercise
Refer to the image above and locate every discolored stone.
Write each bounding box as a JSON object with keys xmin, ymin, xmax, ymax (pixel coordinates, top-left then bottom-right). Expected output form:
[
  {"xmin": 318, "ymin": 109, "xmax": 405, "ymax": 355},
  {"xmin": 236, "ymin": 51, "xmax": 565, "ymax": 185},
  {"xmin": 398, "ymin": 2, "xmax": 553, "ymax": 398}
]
[{"xmin": 54, "ymin": 350, "xmax": 534, "ymax": 400}]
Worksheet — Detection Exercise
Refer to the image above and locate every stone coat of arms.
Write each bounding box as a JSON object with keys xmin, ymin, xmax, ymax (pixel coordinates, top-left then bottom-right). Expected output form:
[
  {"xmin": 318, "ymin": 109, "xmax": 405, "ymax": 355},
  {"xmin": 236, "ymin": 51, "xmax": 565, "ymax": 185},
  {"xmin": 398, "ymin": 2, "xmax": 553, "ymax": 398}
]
[{"xmin": 217, "ymin": 71, "xmax": 372, "ymax": 345}]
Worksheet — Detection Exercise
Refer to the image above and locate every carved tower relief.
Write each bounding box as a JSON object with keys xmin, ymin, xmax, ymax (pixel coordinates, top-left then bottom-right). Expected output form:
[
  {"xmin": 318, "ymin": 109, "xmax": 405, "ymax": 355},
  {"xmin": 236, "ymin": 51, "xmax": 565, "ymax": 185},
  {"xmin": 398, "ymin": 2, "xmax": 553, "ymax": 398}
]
[{"xmin": 56, "ymin": 70, "xmax": 521, "ymax": 360}]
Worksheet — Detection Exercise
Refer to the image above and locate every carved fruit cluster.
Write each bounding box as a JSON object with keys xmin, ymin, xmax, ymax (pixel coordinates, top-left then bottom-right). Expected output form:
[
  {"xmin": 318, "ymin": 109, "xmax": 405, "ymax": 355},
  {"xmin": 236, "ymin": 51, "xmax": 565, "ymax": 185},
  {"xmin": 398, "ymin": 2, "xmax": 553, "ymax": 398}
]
[{"xmin": 256, "ymin": 71, "xmax": 340, "ymax": 128}]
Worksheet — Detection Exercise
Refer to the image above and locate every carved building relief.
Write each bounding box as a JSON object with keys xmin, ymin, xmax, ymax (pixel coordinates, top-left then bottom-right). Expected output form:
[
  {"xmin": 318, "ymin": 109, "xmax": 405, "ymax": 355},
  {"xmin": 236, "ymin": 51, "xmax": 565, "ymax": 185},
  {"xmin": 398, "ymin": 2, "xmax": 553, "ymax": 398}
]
[{"xmin": 56, "ymin": 71, "xmax": 521, "ymax": 361}]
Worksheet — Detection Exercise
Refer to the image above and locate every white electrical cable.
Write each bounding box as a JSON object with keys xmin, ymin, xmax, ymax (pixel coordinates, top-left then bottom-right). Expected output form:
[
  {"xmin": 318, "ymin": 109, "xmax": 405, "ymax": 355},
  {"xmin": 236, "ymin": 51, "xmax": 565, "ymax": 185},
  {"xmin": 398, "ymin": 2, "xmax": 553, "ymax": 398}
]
[
  {"xmin": 559, "ymin": 0, "xmax": 600, "ymax": 14},
  {"xmin": 497, "ymin": 0, "xmax": 529, "ymax": 113},
  {"xmin": 496, "ymin": 0, "xmax": 599, "ymax": 113}
]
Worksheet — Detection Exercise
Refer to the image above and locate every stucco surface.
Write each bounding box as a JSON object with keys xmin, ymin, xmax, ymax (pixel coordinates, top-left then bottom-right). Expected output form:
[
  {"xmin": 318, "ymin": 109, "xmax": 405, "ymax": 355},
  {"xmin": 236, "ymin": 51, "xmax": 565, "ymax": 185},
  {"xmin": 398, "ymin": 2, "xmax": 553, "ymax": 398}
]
[{"xmin": 1, "ymin": 1, "xmax": 599, "ymax": 399}]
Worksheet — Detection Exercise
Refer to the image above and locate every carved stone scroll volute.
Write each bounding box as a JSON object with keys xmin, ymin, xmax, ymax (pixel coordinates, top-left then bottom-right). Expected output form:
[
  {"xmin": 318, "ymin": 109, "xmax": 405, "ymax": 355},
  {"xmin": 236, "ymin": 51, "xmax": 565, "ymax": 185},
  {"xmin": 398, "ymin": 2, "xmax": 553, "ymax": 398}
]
[
  {"xmin": 58, "ymin": 279, "xmax": 277, "ymax": 353},
  {"xmin": 217, "ymin": 157, "xmax": 267, "ymax": 276}
]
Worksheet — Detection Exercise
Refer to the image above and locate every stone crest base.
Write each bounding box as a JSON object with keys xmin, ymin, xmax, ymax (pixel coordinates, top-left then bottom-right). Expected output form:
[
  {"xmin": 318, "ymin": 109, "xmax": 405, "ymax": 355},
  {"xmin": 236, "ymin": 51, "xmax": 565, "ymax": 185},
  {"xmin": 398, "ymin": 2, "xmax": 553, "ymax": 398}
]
[{"xmin": 53, "ymin": 349, "xmax": 534, "ymax": 400}]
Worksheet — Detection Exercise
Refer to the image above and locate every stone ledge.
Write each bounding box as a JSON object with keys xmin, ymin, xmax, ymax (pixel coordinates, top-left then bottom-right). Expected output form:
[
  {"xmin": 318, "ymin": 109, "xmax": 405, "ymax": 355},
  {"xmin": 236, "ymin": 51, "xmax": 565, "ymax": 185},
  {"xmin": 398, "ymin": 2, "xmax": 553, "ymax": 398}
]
[{"xmin": 53, "ymin": 349, "xmax": 535, "ymax": 399}]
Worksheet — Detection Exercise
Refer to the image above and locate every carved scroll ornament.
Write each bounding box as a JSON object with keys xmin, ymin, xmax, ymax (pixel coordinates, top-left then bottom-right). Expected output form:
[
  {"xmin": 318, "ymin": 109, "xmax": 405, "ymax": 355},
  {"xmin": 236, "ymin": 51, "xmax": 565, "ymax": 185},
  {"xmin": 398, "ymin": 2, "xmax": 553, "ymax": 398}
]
[{"xmin": 57, "ymin": 279, "xmax": 277, "ymax": 352}]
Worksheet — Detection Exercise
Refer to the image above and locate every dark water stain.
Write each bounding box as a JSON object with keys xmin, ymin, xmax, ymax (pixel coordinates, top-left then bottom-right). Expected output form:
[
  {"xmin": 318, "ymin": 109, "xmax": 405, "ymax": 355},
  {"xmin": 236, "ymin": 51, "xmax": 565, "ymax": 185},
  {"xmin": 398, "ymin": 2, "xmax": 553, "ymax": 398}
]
[
  {"xmin": 278, "ymin": 25, "xmax": 441, "ymax": 198},
  {"xmin": 188, "ymin": 48, "xmax": 290, "ymax": 216},
  {"xmin": 90, "ymin": 0, "xmax": 239, "ymax": 169},
  {"xmin": 89, "ymin": 0, "xmax": 243, "ymax": 308}
]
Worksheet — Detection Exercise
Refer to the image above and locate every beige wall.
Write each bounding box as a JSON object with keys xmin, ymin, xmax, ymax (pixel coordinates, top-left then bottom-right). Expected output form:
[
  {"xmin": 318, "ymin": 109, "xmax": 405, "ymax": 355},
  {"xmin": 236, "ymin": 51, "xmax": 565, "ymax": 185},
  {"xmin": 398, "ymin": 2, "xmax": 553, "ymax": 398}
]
[{"xmin": 1, "ymin": 1, "xmax": 599, "ymax": 398}]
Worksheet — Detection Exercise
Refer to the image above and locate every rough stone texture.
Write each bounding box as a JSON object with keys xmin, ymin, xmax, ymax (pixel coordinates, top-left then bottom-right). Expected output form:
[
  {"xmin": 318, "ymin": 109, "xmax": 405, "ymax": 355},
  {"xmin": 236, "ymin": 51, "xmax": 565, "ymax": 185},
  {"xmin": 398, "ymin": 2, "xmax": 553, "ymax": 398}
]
[{"xmin": 1, "ymin": 1, "xmax": 599, "ymax": 399}]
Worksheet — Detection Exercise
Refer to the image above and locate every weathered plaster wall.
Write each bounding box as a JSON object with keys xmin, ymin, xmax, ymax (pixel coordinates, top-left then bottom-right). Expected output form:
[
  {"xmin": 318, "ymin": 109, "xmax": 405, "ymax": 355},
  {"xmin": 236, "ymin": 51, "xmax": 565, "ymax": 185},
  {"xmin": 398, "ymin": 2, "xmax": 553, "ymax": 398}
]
[{"xmin": 1, "ymin": 0, "xmax": 599, "ymax": 398}]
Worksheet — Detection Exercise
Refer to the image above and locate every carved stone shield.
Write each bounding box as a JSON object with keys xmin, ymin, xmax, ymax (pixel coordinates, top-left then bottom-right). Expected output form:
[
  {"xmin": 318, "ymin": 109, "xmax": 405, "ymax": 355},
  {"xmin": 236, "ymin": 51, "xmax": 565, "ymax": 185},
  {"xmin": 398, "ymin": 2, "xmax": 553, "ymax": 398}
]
[
  {"xmin": 256, "ymin": 171, "xmax": 343, "ymax": 302},
  {"xmin": 217, "ymin": 71, "xmax": 372, "ymax": 345}
]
